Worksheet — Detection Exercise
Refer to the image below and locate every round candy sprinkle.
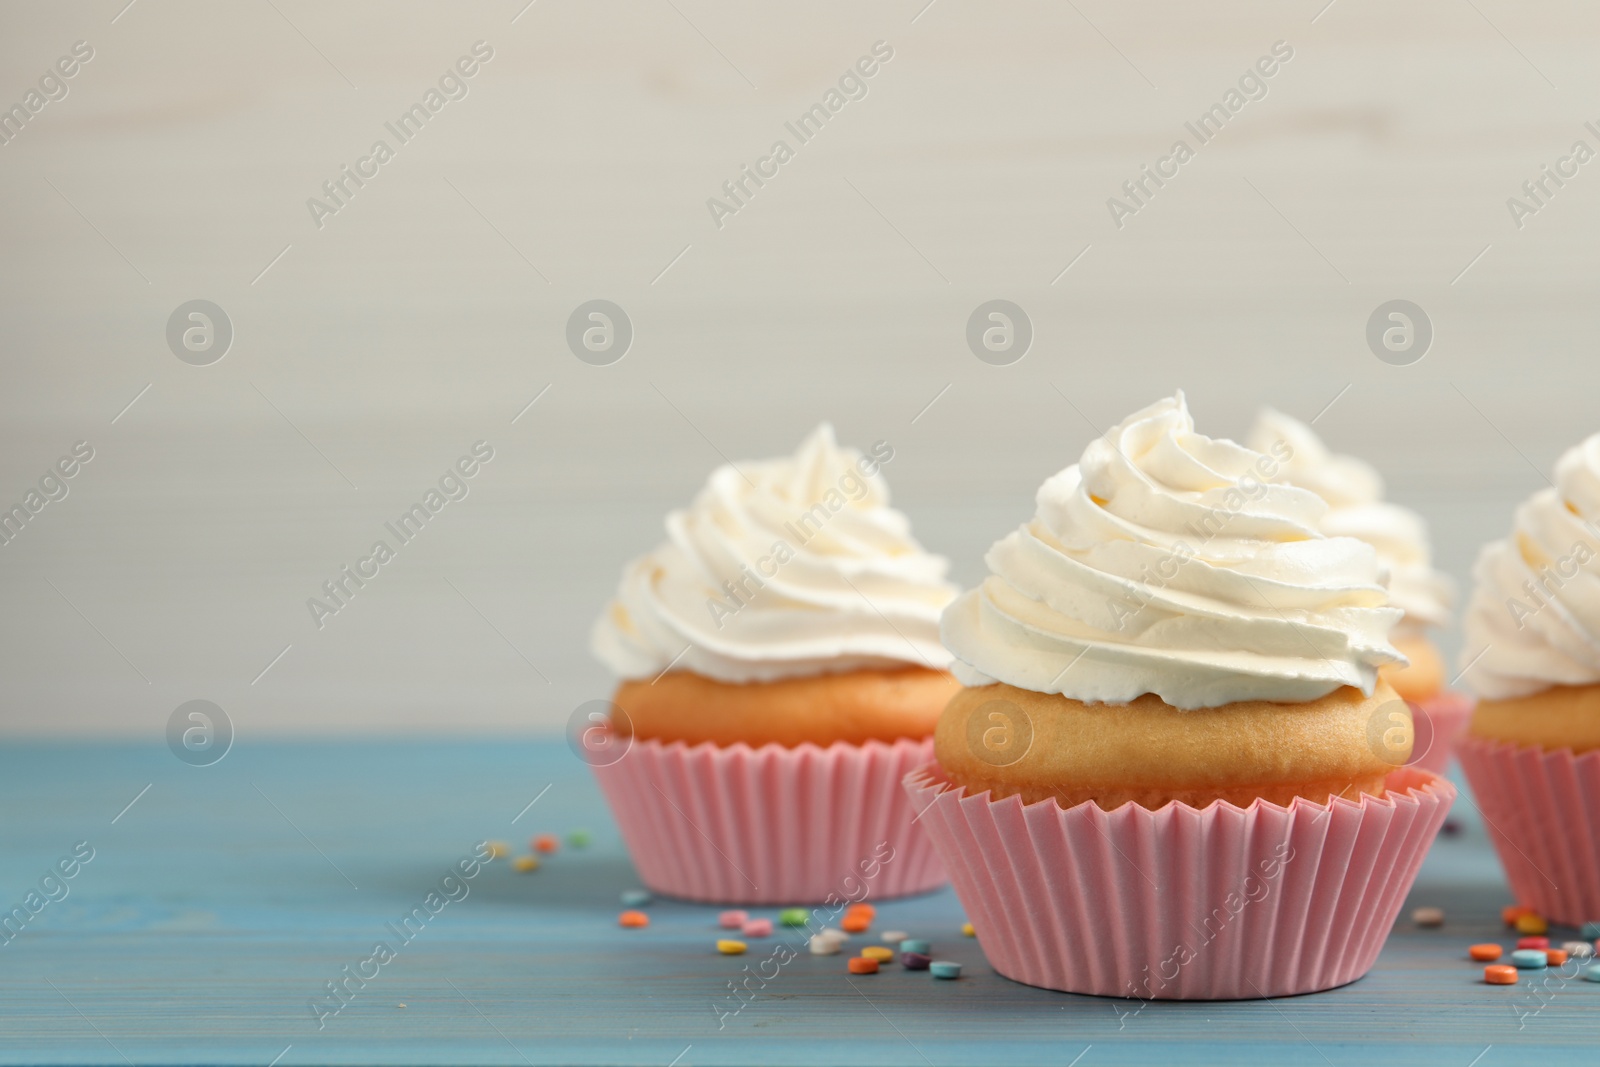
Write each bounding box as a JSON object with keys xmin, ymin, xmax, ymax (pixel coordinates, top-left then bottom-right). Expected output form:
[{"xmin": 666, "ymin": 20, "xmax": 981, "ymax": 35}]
[
  {"xmin": 719, "ymin": 910, "xmax": 748, "ymax": 929},
  {"xmin": 511, "ymin": 855, "xmax": 540, "ymax": 873},
  {"xmin": 809, "ymin": 934, "xmax": 841, "ymax": 956},
  {"xmin": 881, "ymin": 930, "xmax": 910, "ymax": 944},
  {"xmin": 847, "ymin": 903, "xmax": 876, "ymax": 920},
  {"xmin": 1580, "ymin": 921, "xmax": 1600, "ymax": 939},
  {"xmin": 841, "ymin": 914, "xmax": 871, "ymax": 934},
  {"xmin": 621, "ymin": 889, "xmax": 653, "ymax": 908},
  {"xmin": 532, "ymin": 834, "xmax": 560, "ymax": 855},
  {"xmin": 901, "ymin": 952, "xmax": 931, "ymax": 971},
  {"xmin": 1412, "ymin": 907, "xmax": 1444, "ymax": 927},
  {"xmin": 779, "ymin": 908, "xmax": 809, "ymax": 927},
  {"xmin": 741, "ymin": 919, "xmax": 773, "ymax": 938},
  {"xmin": 899, "ymin": 939, "xmax": 931, "ymax": 955},
  {"xmin": 717, "ymin": 939, "xmax": 746, "ymax": 955},
  {"xmin": 1511, "ymin": 949, "xmax": 1548, "ymax": 969},
  {"xmin": 860, "ymin": 946, "xmax": 895, "ymax": 963},
  {"xmin": 1515, "ymin": 913, "xmax": 1548, "ymax": 936},
  {"xmin": 930, "ymin": 961, "xmax": 962, "ymax": 979},
  {"xmin": 818, "ymin": 928, "xmax": 850, "ymax": 944},
  {"xmin": 1502, "ymin": 905, "xmax": 1534, "ymax": 926},
  {"xmin": 962, "ymin": 922, "xmax": 975, "ymax": 937},
  {"xmin": 1469, "ymin": 944, "xmax": 1503, "ymax": 962},
  {"xmin": 1516, "ymin": 936, "xmax": 1549, "ymax": 950},
  {"xmin": 847, "ymin": 957, "xmax": 879, "ymax": 975},
  {"xmin": 485, "ymin": 841, "xmax": 510, "ymax": 859},
  {"xmin": 567, "ymin": 829, "xmax": 591, "ymax": 848},
  {"xmin": 1562, "ymin": 941, "xmax": 1594, "ymax": 958},
  {"xmin": 1547, "ymin": 949, "xmax": 1569, "ymax": 966},
  {"xmin": 1484, "ymin": 965, "xmax": 1518, "ymax": 985},
  {"xmin": 619, "ymin": 910, "xmax": 649, "ymax": 928},
  {"xmin": 1585, "ymin": 964, "xmax": 1600, "ymax": 982}
]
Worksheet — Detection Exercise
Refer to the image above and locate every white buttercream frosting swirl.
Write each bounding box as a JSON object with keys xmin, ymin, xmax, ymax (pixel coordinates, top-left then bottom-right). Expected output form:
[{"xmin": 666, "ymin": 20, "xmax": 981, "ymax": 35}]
[
  {"xmin": 941, "ymin": 393, "xmax": 1405, "ymax": 709},
  {"xmin": 591, "ymin": 424, "xmax": 957, "ymax": 683},
  {"xmin": 1462, "ymin": 431, "xmax": 1600, "ymax": 700},
  {"xmin": 1248, "ymin": 409, "xmax": 1454, "ymax": 632}
]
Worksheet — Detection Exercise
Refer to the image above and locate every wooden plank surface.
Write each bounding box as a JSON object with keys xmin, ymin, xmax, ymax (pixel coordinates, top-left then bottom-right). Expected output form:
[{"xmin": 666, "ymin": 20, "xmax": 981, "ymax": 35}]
[{"xmin": 0, "ymin": 741, "xmax": 1590, "ymax": 1065}]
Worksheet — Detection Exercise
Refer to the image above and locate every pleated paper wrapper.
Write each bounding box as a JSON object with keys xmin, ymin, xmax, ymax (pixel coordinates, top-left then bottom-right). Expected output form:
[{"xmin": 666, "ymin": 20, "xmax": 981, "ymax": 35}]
[
  {"xmin": 1457, "ymin": 736, "xmax": 1600, "ymax": 926},
  {"xmin": 590, "ymin": 733, "xmax": 946, "ymax": 904},
  {"xmin": 903, "ymin": 764, "xmax": 1453, "ymax": 1000},
  {"xmin": 1407, "ymin": 691, "xmax": 1475, "ymax": 776}
]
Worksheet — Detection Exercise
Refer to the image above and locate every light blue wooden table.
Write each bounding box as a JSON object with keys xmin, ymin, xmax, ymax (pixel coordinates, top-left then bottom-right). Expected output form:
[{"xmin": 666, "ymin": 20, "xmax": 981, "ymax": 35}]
[{"xmin": 0, "ymin": 741, "xmax": 1591, "ymax": 1066}]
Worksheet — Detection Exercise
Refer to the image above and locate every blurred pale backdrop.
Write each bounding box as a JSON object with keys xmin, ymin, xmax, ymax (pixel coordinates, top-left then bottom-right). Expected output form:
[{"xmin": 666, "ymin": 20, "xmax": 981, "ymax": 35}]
[{"xmin": 2, "ymin": 0, "xmax": 1598, "ymax": 735}]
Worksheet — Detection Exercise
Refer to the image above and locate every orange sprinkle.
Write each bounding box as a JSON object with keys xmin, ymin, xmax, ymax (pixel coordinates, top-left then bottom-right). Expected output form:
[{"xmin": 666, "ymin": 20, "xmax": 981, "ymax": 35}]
[
  {"xmin": 618, "ymin": 910, "xmax": 649, "ymax": 928},
  {"xmin": 1469, "ymin": 944, "xmax": 1503, "ymax": 962},
  {"xmin": 841, "ymin": 914, "xmax": 871, "ymax": 934},
  {"xmin": 1514, "ymin": 913, "xmax": 1549, "ymax": 936},
  {"xmin": 846, "ymin": 903, "xmax": 876, "ymax": 920},
  {"xmin": 1501, "ymin": 905, "xmax": 1532, "ymax": 926},
  {"xmin": 1547, "ymin": 949, "xmax": 1569, "ymax": 966},
  {"xmin": 1484, "ymin": 964, "xmax": 1518, "ymax": 985},
  {"xmin": 532, "ymin": 834, "xmax": 560, "ymax": 854},
  {"xmin": 847, "ymin": 957, "xmax": 879, "ymax": 975}
]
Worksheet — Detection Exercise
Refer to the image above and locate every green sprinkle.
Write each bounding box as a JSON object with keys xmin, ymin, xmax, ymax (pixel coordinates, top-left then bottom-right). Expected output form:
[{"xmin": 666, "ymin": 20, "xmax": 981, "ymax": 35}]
[
  {"xmin": 567, "ymin": 828, "xmax": 592, "ymax": 848},
  {"xmin": 779, "ymin": 908, "xmax": 809, "ymax": 927}
]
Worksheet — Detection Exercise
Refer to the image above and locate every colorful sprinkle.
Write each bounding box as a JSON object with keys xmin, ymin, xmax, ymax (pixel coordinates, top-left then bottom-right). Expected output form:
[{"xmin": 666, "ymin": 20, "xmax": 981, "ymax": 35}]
[
  {"xmin": 719, "ymin": 910, "xmax": 748, "ymax": 929},
  {"xmin": 818, "ymin": 928, "xmax": 850, "ymax": 944},
  {"xmin": 485, "ymin": 841, "xmax": 509, "ymax": 859},
  {"xmin": 809, "ymin": 934, "xmax": 841, "ymax": 956},
  {"xmin": 841, "ymin": 914, "xmax": 871, "ymax": 934},
  {"xmin": 779, "ymin": 908, "xmax": 810, "ymax": 927},
  {"xmin": 1484, "ymin": 965, "xmax": 1518, "ymax": 985},
  {"xmin": 881, "ymin": 930, "xmax": 910, "ymax": 943},
  {"xmin": 741, "ymin": 919, "xmax": 773, "ymax": 938},
  {"xmin": 532, "ymin": 834, "xmax": 560, "ymax": 855},
  {"xmin": 1511, "ymin": 949, "xmax": 1548, "ymax": 969},
  {"xmin": 566, "ymin": 829, "xmax": 592, "ymax": 848},
  {"xmin": 930, "ymin": 961, "xmax": 962, "ymax": 979},
  {"xmin": 621, "ymin": 889, "xmax": 653, "ymax": 908},
  {"xmin": 1585, "ymin": 964, "xmax": 1600, "ymax": 982},
  {"xmin": 899, "ymin": 939, "xmax": 931, "ymax": 955},
  {"xmin": 1580, "ymin": 921, "xmax": 1600, "ymax": 939},
  {"xmin": 1516, "ymin": 936, "xmax": 1549, "ymax": 950},
  {"xmin": 860, "ymin": 946, "xmax": 894, "ymax": 963},
  {"xmin": 962, "ymin": 922, "xmax": 975, "ymax": 937},
  {"xmin": 619, "ymin": 910, "xmax": 649, "ymax": 928},
  {"xmin": 1412, "ymin": 907, "xmax": 1444, "ymax": 927},
  {"xmin": 1502, "ymin": 905, "xmax": 1535, "ymax": 926},
  {"xmin": 901, "ymin": 952, "xmax": 931, "ymax": 970},
  {"xmin": 1468, "ymin": 944, "xmax": 1503, "ymax": 962},
  {"xmin": 846, "ymin": 903, "xmax": 876, "ymax": 920},
  {"xmin": 511, "ymin": 855, "xmax": 540, "ymax": 872},
  {"xmin": 1547, "ymin": 949, "xmax": 1570, "ymax": 966},
  {"xmin": 1514, "ymin": 913, "xmax": 1548, "ymax": 936},
  {"xmin": 848, "ymin": 957, "xmax": 879, "ymax": 975},
  {"xmin": 1562, "ymin": 941, "xmax": 1595, "ymax": 959},
  {"xmin": 717, "ymin": 939, "xmax": 746, "ymax": 955}
]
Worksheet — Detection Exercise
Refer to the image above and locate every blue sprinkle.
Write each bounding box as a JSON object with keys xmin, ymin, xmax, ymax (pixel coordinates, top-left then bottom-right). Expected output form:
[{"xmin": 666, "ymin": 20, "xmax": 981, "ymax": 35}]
[
  {"xmin": 1511, "ymin": 949, "xmax": 1548, "ymax": 969},
  {"xmin": 899, "ymin": 939, "xmax": 931, "ymax": 955},
  {"xmin": 621, "ymin": 889, "xmax": 653, "ymax": 908},
  {"xmin": 1581, "ymin": 921, "xmax": 1600, "ymax": 939},
  {"xmin": 1585, "ymin": 964, "xmax": 1600, "ymax": 983},
  {"xmin": 929, "ymin": 960, "xmax": 962, "ymax": 980}
]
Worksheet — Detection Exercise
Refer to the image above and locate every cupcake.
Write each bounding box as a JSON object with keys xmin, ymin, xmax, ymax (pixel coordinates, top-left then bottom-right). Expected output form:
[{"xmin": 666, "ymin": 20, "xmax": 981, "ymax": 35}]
[
  {"xmin": 907, "ymin": 393, "xmax": 1453, "ymax": 999},
  {"xmin": 587, "ymin": 424, "xmax": 958, "ymax": 903},
  {"xmin": 1248, "ymin": 409, "xmax": 1468, "ymax": 773},
  {"xmin": 1456, "ymin": 431, "xmax": 1600, "ymax": 925}
]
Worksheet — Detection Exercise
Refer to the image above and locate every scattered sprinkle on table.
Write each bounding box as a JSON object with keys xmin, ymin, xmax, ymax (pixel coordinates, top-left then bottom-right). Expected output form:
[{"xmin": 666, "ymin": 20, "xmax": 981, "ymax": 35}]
[
  {"xmin": 1484, "ymin": 965, "xmax": 1518, "ymax": 985},
  {"xmin": 881, "ymin": 930, "xmax": 909, "ymax": 943},
  {"xmin": 841, "ymin": 914, "xmax": 871, "ymax": 933},
  {"xmin": 847, "ymin": 903, "xmax": 876, "ymax": 920},
  {"xmin": 1581, "ymin": 921, "xmax": 1600, "ymax": 939},
  {"xmin": 1516, "ymin": 936, "xmax": 1549, "ymax": 950},
  {"xmin": 860, "ymin": 946, "xmax": 894, "ymax": 963},
  {"xmin": 1562, "ymin": 941, "xmax": 1595, "ymax": 958},
  {"xmin": 619, "ymin": 910, "xmax": 649, "ymax": 928},
  {"xmin": 818, "ymin": 928, "xmax": 849, "ymax": 944},
  {"xmin": 1501, "ymin": 905, "xmax": 1530, "ymax": 926},
  {"xmin": 930, "ymin": 961, "xmax": 962, "ymax": 979},
  {"xmin": 567, "ymin": 829, "xmax": 591, "ymax": 848},
  {"xmin": 779, "ymin": 908, "xmax": 809, "ymax": 927},
  {"xmin": 1469, "ymin": 944, "xmax": 1503, "ymax": 962},
  {"xmin": 1511, "ymin": 949, "xmax": 1548, "ymax": 969},
  {"xmin": 717, "ymin": 939, "xmax": 746, "ymax": 955},
  {"xmin": 741, "ymin": 918, "xmax": 773, "ymax": 938},
  {"xmin": 1547, "ymin": 949, "xmax": 1569, "ymax": 966},
  {"xmin": 621, "ymin": 889, "xmax": 653, "ymax": 908},
  {"xmin": 719, "ymin": 910, "xmax": 748, "ymax": 929},
  {"xmin": 533, "ymin": 834, "xmax": 560, "ymax": 854},
  {"xmin": 1514, "ymin": 913, "xmax": 1548, "ymax": 936},
  {"xmin": 899, "ymin": 938, "xmax": 931, "ymax": 955},
  {"xmin": 1585, "ymin": 964, "xmax": 1600, "ymax": 982},
  {"xmin": 902, "ymin": 952, "xmax": 931, "ymax": 970},
  {"xmin": 962, "ymin": 922, "xmax": 975, "ymax": 937},
  {"xmin": 848, "ymin": 957, "xmax": 879, "ymax": 975},
  {"xmin": 485, "ymin": 841, "xmax": 509, "ymax": 859},
  {"xmin": 809, "ymin": 934, "xmax": 841, "ymax": 956},
  {"xmin": 1412, "ymin": 907, "xmax": 1444, "ymax": 927},
  {"xmin": 511, "ymin": 855, "xmax": 540, "ymax": 873}
]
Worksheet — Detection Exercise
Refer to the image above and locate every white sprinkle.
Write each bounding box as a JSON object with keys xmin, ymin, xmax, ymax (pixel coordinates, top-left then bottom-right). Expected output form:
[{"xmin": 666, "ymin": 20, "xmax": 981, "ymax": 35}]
[
  {"xmin": 1412, "ymin": 906, "xmax": 1445, "ymax": 927},
  {"xmin": 881, "ymin": 930, "xmax": 910, "ymax": 943},
  {"xmin": 1562, "ymin": 941, "xmax": 1595, "ymax": 958},
  {"xmin": 809, "ymin": 934, "xmax": 841, "ymax": 955}
]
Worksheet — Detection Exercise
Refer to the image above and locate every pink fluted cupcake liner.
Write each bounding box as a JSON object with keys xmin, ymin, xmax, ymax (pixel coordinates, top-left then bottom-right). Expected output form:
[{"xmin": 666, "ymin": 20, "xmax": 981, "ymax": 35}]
[
  {"xmin": 590, "ymin": 732, "xmax": 946, "ymax": 904},
  {"xmin": 903, "ymin": 764, "xmax": 1453, "ymax": 1000},
  {"xmin": 1456, "ymin": 736, "xmax": 1600, "ymax": 925},
  {"xmin": 1407, "ymin": 691, "xmax": 1475, "ymax": 776}
]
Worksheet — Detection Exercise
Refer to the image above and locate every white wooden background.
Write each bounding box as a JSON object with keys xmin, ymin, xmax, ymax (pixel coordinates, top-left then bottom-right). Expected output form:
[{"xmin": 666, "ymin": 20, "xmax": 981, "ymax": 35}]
[{"xmin": 1, "ymin": 0, "xmax": 1597, "ymax": 735}]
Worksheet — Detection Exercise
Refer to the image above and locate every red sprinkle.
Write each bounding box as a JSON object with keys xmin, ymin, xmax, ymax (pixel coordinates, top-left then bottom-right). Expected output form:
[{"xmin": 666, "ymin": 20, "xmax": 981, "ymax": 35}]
[
  {"xmin": 533, "ymin": 834, "xmax": 560, "ymax": 854},
  {"xmin": 1517, "ymin": 936, "xmax": 1549, "ymax": 950}
]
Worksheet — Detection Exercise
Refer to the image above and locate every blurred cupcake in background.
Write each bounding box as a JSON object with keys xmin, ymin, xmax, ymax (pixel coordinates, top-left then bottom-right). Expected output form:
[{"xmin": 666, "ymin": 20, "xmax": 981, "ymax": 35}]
[
  {"xmin": 908, "ymin": 393, "xmax": 1452, "ymax": 1000},
  {"xmin": 586, "ymin": 424, "xmax": 958, "ymax": 903},
  {"xmin": 1249, "ymin": 409, "xmax": 1466, "ymax": 773},
  {"xmin": 1457, "ymin": 431, "xmax": 1600, "ymax": 925}
]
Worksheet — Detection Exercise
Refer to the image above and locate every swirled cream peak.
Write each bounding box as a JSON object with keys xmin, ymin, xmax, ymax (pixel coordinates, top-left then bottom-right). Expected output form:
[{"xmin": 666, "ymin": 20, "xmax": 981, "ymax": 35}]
[
  {"xmin": 591, "ymin": 424, "xmax": 957, "ymax": 683},
  {"xmin": 1462, "ymin": 432, "xmax": 1600, "ymax": 700},
  {"xmin": 1248, "ymin": 409, "xmax": 1454, "ymax": 631},
  {"xmin": 941, "ymin": 393, "xmax": 1405, "ymax": 709}
]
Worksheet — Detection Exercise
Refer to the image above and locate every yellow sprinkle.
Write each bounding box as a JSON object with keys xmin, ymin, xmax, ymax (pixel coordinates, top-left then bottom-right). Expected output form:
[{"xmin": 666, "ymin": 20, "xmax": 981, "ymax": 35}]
[
  {"xmin": 486, "ymin": 841, "xmax": 509, "ymax": 859},
  {"xmin": 962, "ymin": 922, "xmax": 975, "ymax": 937},
  {"xmin": 512, "ymin": 855, "xmax": 540, "ymax": 872},
  {"xmin": 717, "ymin": 939, "xmax": 747, "ymax": 955},
  {"xmin": 1515, "ymin": 912, "xmax": 1548, "ymax": 936},
  {"xmin": 860, "ymin": 945, "xmax": 895, "ymax": 962}
]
